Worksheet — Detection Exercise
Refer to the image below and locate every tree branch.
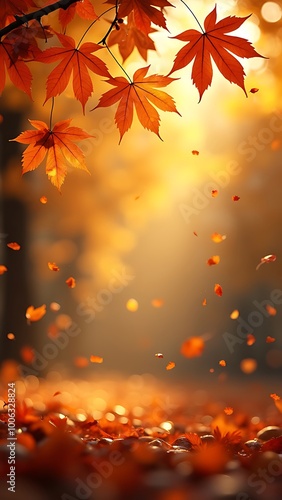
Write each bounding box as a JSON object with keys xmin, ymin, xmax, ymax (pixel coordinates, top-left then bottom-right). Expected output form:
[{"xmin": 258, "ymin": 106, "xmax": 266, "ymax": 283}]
[{"xmin": 0, "ymin": 0, "xmax": 79, "ymax": 39}]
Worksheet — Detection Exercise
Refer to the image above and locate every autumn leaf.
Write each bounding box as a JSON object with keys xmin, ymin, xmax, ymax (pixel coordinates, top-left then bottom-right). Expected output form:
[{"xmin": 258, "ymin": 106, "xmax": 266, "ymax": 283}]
[
  {"xmin": 232, "ymin": 195, "xmax": 240, "ymax": 201},
  {"xmin": 211, "ymin": 189, "xmax": 218, "ymax": 198},
  {"xmin": 66, "ymin": 276, "xmax": 76, "ymax": 288},
  {"xmin": 250, "ymin": 87, "xmax": 259, "ymax": 93},
  {"xmin": 0, "ymin": 265, "xmax": 8, "ymax": 275},
  {"xmin": 59, "ymin": 0, "xmax": 97, "ymax": 29},
  {"xmin": 266, "ymin": 304, "xmax": 277, "ymax": 316},
  {"xmin": 93, "ymin": 66, "xmax": 180, "ymax": 142},
  {"xmin": 40, "ymin": 196, "xmax": 48, "ymax": 204},
  {"xmin": 0, "ymin": 37, "xmax": 33, "ymax": 98},
  {"xmin": 11, "ymin": 119, "xmax": 92, "ymax": 190},
  {"xmin": 266, "ymin": 336, "xmax": 276, "ymax": 343},
  {"xmin": 48, "ymin": 262, "xmax": 60, "ymax": 272},
  {"xmin": 4, "ymin": 21, "xmax": 53, "ymax": 61},
  {"xmin": 219, "ymin": 359, "xmax": 226, "ymax": 367},
  {"xmin": 169, "ymin": 6, "xmax": 264, "ymax": 101},
  {"xmin": 155, "ymin": 353, "xmax": 164, "ymax": 358},
  {"xmin": 246, "ymin": 334, "xmax": 256, "ymax": 346},
  {"xmin": 25, "ymin": 304, "xmax": 46, "ymax": 322},
  {"xmin": 0, "ymin": 0, "xmax": 36, "ymax": 27},
  {"xmin": 35, "ymin": 33, "xmax": 109, "ymax": 112},
  {"xmin": 110, "ymin": 0, "xmax": 173, "ymax": 34},
  {"xmin": 224, "ymin": 407, "xmax": 233, "ymax": 415},
  {"xmin": 108, "ymin": 13, "xmax": 156, "ymax": 62}
]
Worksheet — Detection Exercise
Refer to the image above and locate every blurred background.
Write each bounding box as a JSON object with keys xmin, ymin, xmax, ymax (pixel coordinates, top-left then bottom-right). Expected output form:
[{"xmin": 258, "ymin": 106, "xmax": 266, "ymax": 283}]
[{"xmin": 0, "ymin": 0, "xmax": 282, "ymax": 385}]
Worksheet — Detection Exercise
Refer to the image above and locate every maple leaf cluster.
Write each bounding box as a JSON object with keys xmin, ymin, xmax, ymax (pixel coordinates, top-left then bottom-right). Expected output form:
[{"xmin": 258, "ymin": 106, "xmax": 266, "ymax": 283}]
[{"xmin": 0, "ymin": 0, "xmax": 264, "ymax": 189}]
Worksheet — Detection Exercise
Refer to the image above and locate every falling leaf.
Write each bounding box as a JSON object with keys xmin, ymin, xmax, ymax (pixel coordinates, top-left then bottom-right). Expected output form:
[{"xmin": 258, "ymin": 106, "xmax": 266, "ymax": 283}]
[
  {"xmin": 232, "ymin": 195, "xmax": 240, "ymax": 201},
  {"xmin": 192, "ymin": 150, "xmax": 199, "ymax": 155},
  {"xmin": 126, "ymin": 298, "xmax": 139, "ymax": 312},
  {"xmin": 25, "ymin": 304, "xmax": 46, "ymax": 322},
  {"xmin": 151, "ymin": 298, "xmax": 164, "ymax": 308},
  {"xmin": 7, "ymin": 242, "xmax": 21, "ymax": 250},
  {"xmin": 230, "ymin": 309, "xmax": 239, "ymax": 320},
  {"xmin": 202, "ymin": 298, "xmax": 207, "ymax": 306},
  {"xmin": 250, "ymin": 88, "xmax": 259, "ymax": 93},
  {"xmin": 256, "ymin": 254, "xmax": 277, "ymax": 271},
  {"xmin": 7, "ymin": 333, "xmax": 15, "ymax": 340},
  {"xmin": 166, "ymin": 361, "xmax": 175, "ymax": 370},
  {"xmin": 11, "ymin": 119, "xmax": 92, "ymax": 191},
  {"xmin": 20, "ymin": 346, "xmax": 35, "ymax": 364},
  {"xmin": 207, "ymin": 255, "xmax": 220, "ymax": 266},
  {"xmin": 266, "ymin": 336, "xmax": 276, "ymax": 343},
  {"xmin": 270, "ymin": 393, "xmax": 280, "ymax": 401},
  {"xmin": 74, "ymin": 356, "xmax": 89, "ymax": 368},
  {"xmin": 0, "ymin": 265, "xmax": 8, "ymax": 275},
  {"xmin": 180, "ymin": 336, "xmax": 205, "ymax": 358},
  {"xmin": 90, "ymin": 355, "xmax": 103, "ymax": 364},
  {"xmin": 40, "ymin": 196, "xmax": 48, "ymax": 204},
  {"xmin": 214, "ymin": 284, "xmax": 223, "ymax": 297},
  {"xmin": 169, "ymin": 5, "xmax": 264, "ymax": 101},
  {"xmin": 224, "ymin": 407, "xmax": 233, "ymax": 415},
  {"xmin": 93, "ymin": 66, "xmax": 180, "ymax": 142},
  {"xmin": 266, "ymin": 304, "xmax": 277, "ymax": 316},
  {"xmin": 211, "ymin": 232, "xmax": 226, "ymax": 243},
  {"xmin": 155, "ymin": 353, "xmax": 164, "ymax": 358},
  {"xmin": 48, "ymin": 262, "xmax": 60, "ymax": 272},
  {"xmin": 219, "ymin": 359, "xmax": 226, "ymax": 367},
  {"xmin": 211, "ymin": 189, "xmax": 218, "ymax": 198},
  {"xmin": 246, "ymin": 334, "xmax": 256, "ymax": 346},
  {"xmin": 66, "ymin": 276, "xmax": 76, "ymax": 288}
]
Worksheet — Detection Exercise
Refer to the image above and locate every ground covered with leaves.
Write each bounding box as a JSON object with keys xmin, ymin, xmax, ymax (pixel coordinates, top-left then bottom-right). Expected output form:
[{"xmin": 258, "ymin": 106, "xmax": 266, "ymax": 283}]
[{"xmin": 1, "ymin": 373, "xmax": 282, "ymax": 500}]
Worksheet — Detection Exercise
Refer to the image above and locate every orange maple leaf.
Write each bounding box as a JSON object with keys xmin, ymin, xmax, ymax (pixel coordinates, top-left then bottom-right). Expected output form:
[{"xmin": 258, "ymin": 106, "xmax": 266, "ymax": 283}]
[
  {"xmin": 169, "ymin": 6, "xmax": 264, "ymax": 101},
  {"xmin": 109, "ymin": 0, "xmax": 173, "ymax": 34},
  {"xmin": 93, "ymin": 66, "xmax": 180, "ymax": 142},
  {"xmin": 108, "ymin": 13, "xmax": 156, "ymax": 62},
  {"xmin": 35, "ymin": 33, "xmax": 109, "ymax": 112},
  {"xmin": 11, "ymin": 119, "xmax": 92, "ymax": 190},
  {"xmin": 0, "ymin": 37, "xmax": 33, "ymax": 97}
]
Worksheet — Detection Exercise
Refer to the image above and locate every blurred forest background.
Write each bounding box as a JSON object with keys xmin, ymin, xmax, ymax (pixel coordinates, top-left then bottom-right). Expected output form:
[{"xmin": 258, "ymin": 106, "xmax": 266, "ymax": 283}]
[{"xmin": 0, "ymin": 0, "xmax": 282, "ymax": 384}]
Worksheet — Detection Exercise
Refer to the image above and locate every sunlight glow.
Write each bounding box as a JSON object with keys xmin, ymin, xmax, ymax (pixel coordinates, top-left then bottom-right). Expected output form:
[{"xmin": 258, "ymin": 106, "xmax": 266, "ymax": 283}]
[{"xmin": 261, "ymin": 2, "xmax": 282, "ymax": 23}]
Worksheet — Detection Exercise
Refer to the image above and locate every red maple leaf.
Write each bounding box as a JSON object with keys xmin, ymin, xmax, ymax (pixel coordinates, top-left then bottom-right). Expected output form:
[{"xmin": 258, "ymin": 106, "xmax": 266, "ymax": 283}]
[
  {"xmin": 35, "ymin": 33, "xmax": 110, "ymax": 112},
  {"xmin": 0, "ymin": 0, "xmax": 36, "ymax": 27},
  {"xmin": 169, "ymin": 6, "xmax": 264, "ymax": 101},
  {"xmin": 11, "ymin": 119, "xmax": 93, "ymax": 190},
  {"xmin": 108, "ymin": 0, "xmax": 173, "ymax": 34},
  {"xmin": 93, "ymin": 66, "xmax": 180, "ymax": 142},
  {"xmin": 59, "ymin": 0, "xmax": 97, "ymax": 29},
  {"xmin": 4, "ymin": 21, "xmax": 53, "ymax": 61},
  {"xmin": 108, "ymin": 12, "xmax": 156, "ymax": 62},
  {"xmin": 0, "ymin": 37, "xmax": 33, "ymax": 97}
]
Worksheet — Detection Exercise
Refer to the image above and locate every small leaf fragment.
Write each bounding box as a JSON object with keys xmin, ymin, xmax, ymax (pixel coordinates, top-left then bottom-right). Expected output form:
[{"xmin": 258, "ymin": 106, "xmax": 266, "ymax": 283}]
[
  {"xmin": 219, "ymin": 359, "xmax": 226, "ymax": 367},
  {"xmin": 211, "ymin": 232, "xmax": 226, "ymax": 243},
  {"xmin": 40, "ymin": 196, "xmax": 48, "ymax": 204},
  {"xmin": 66, "ymin": 276, "xmax": 76, "ymax": 288},
  {"xmin": 211, "ymin": 189, "xmax": 218, "ymax": 198},
  {"xmin": 250, "ymin": 88, "xmax": 259, "ymax": 93},
  {"xmin": 270, "ymin": 393, "xmax": 280, "ymax": 401},
  {"xmin": 166, "ymin": 361, "xmax": 175, "ymax": 370},
  {"xmin": 246, "ymin": 334, "xmax": 256, "ymax": 346},
  {"xmin": 230, "ymin": 309, "xmax": 239, "ymax": 319},
  {"xmin": 181, "ymin": 336, "xmax": 205, "ymax": 358},
  {"xmin": 0, "ymin": 265, "xmax": 8, "ymax": 275},
  {"xmin": 266, "ymin": 336, "xmax": 276, "ymax": 343},
  {"xmin": 266, "ymin": 304, "xmax": 277, "ymax": 316},
  {"xmin": 256, "ymin": 254, "xmax": 276, "ymax": 270},
  {"xmin": 232, "ymin": 195, "xmax": 240, "ymax": 201},
  {"xmin": 214, "ymin": 283, "xmax": 223, "ymax": 297},
  {"xmin": 202, "ymin": 298, "xmax": 207, "ymax": 306},
  {"xmin": 224, "ymin": 407, "xmax": 233, "ymax": 415},
  {"xmin": 90, "ymin": 355, "xmax": 103, "ymax": 364},
  {"xmin": 48, "ymin": 262, "xmax": 60, "ymax": 272},
  {"xmin": 7, "ymin": 242, "xmax": 21, "ymax": 250},
  {"xmin": 155, "ymin": 353, "xmax": 164, "ymax": 358},
  {"xmin": 192, "ymin": 150, "xmax": 199, "ymax": 155},
  {"xmin": 25, "ymin": 304, "xmax": 46, "ymax": 322},
  {"xmin": 207, "ymin": 255, "xmax": 220, "ymax": 266}
]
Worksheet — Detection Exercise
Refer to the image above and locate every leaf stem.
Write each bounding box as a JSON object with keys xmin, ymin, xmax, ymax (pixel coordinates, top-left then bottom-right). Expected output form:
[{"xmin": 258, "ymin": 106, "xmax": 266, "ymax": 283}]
[
  {"xmin": 49, "ymin": 98, "xmax": 55, "ymax": 129},
  {"xmin": 76, "ymin": 6, "xmax": 116, "ymax": 49},
  {"xmin": 179, "ymin": 0, "xmax": 204, "ymax": 33},
  {"xmin": 105, "ymin": 42, "xmax": 132, "ymax": 83}
]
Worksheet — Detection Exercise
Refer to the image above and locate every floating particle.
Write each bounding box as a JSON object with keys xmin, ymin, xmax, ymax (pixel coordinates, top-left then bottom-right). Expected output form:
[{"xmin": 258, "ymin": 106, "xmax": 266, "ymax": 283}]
[
  {"xmin": 50, "ymin": 302, "xmax": 61, "ymax": 312},
  {"xmin": 126, "ymin": 298, "xmax": 139, "ymax": 312},
  {"xmin": 7, "ymin": 242, "xmax": 21, "ymax": 250},
  {"xmin": 246, "ymin": 334, "xmax": 256, "ymax": 346},
  {"xmin": 219, "ymin": 359, "xmax": 226, "ymax": 367},
  {"xmin": 240, "ymin": 358, "xmax": 257, "ymax": 374},
  {"xmin": 266, "ymin": 336, "xmax": 276, "ymax": 343},
  {"xmin": 270, "ymin": 393, "xmax": 280, "ymax": 401},
  {"xmin": 181, "ymin": 336, "xmax": 205, "ymax": 358},
  {"xmin": 166, "ymin": 361, "xmax": 175, "ymax": 370},
  {"xmin": 7, "ymin": 333, "xmax": 15, "ymax": 340},
  {"xmin": 224, "ymin": 407, "xmax": 233, "ymax": 415},
  {"xmin": 66, "ymin": 276, "xmax": 76, "ymax": 288},
  {"xmin": 266, "ymin": 304, "xmax": 277, "ymax": 316},
  {"xmin": 256, "ymin": 254, "xmax": 276, "ymax": 270},
  {"xmin": 211, "ymin": 189, "xmax": 218, "ymax": 198},
  {"xmin": 90, "ymin": 355, "xmax": 103, "ymax": 364},
  {"xmin": 48, "ymin": 262, "xmax": 60, "ymax": 271},
  {"xmin": 20, "ymin": 346, "xmax": 35, "ymax": 364},
  {"xmin": 202, "ymin": 298, "xmax": 207, "ymax": 306},
  {"xmin": 74, "ymin": 356, "xmax": 89, "ymax": 368},
  {"xmin": 151, "ymin": 298, "xmax": 164, "ymax": 308},
  {"xmin": 209, "ymin": 368, "xmax": 214, "ymax": 373},
  {"xmin": 53, "ymin": 391, "xmax": 61, "ymax": 397},
  {"xmin": 193, "ymin": 231, "xmax": 198, "ymax": 237},
  {"xmin": 232, "ymin": 195, "xmax": 240, "ymax": 201},
  {"xmin": 211, "ymin": 232, "xmax": 226, "ymax": 243},
  {"xmin": 26, "ymin": 304, "xmax": 46, "ymax": 322},
  {"xmin": 192, "ymin": 150, "xmax": 199, "ymax": 155},
  {"xmin": 230, "ymin": 309, "xmax": 239, "ymax": 320},
  {"xmin": 207, "ymin": 255, "xmax": 220, "ymax": 266},
  {"xmin": 155, "ymin": 353, "xmax": 164, "ymax": 358},
  {"xmin": 250, "ymin": 88, "xmax": 259, "ymax": 93},
  {"xmin": 0, "ymin": 265, "xmax": 8, "ymax": 275},
  {"xmin": 40, "ymin": 196, "xmax": 48, "ymax": 204},
  {"xmin": 214, "ymin": 283, "xmax": 223, "ymax": 297}
]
